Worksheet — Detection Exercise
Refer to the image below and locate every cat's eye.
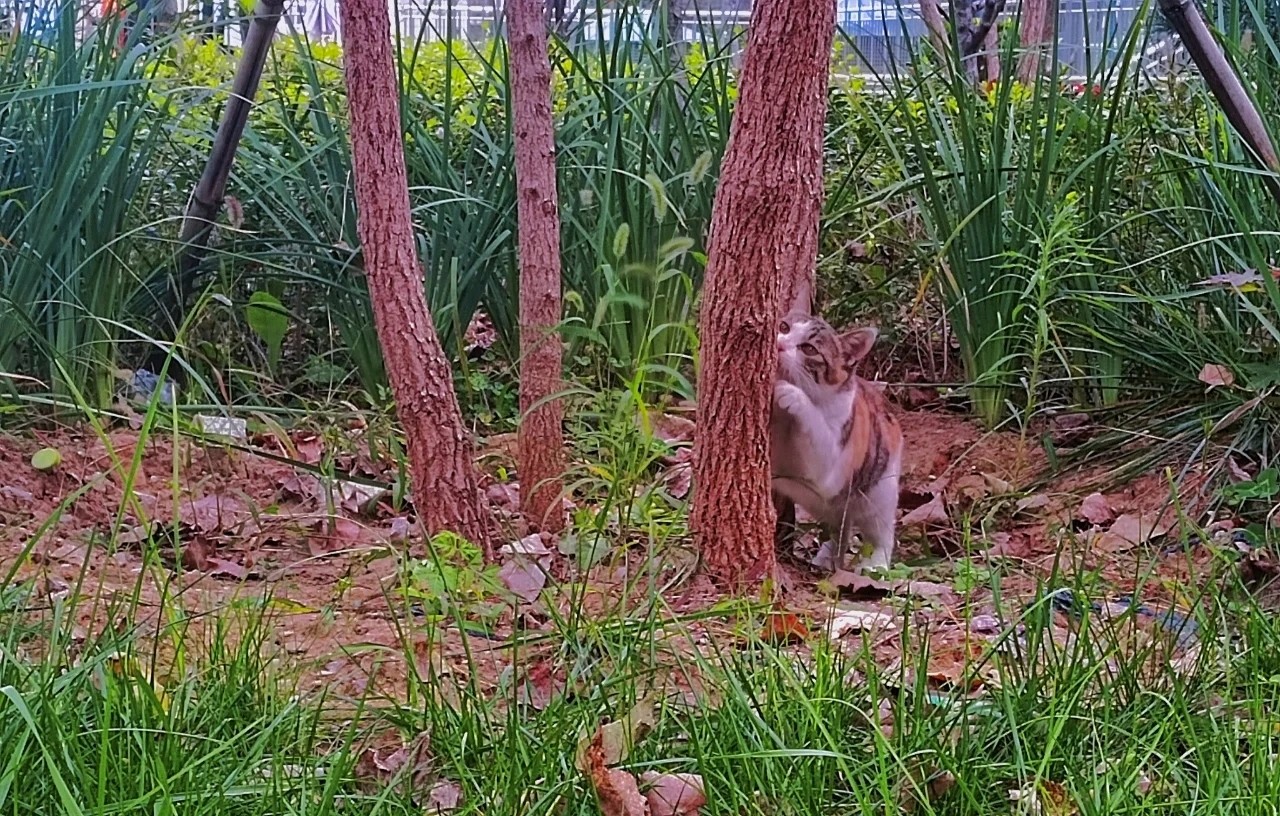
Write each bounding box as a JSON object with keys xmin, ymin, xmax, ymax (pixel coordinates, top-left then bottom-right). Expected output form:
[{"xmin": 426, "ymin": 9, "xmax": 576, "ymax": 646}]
[{"xmin": 799, "ymin": 343, "xmax": 818, "ymax": 356}]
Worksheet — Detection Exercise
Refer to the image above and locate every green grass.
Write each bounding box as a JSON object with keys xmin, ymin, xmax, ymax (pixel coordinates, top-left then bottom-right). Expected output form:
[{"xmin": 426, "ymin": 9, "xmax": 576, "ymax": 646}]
[
  {"xmin": 1, "ymin": 390, "xmax": 1274, "ymax": 814},
  {"xmin": 6, "ymin": 4, "xmax": 1280, "ymax": 807},
  {"xmin": 5, "ymin": 534, "xmax": 1280, "ymax": 814}
]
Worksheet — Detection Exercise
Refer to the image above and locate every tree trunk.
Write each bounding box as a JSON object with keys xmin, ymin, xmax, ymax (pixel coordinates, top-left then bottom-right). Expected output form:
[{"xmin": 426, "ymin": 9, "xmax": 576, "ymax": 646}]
[
  {"xmin": 956, "ymin": 0, "xmax": 1008, "ymax": 80},
  {"xmin": 919, "ymin": 0, "xmax": 950, "ymax": 63},
  {"xmin": 1158, "ymin": 0, "xmax": 1280, "ymax": 207},
  {"xmin": 507, "ymin": 0, "xmax": 566, "ymax": 533},
  {"xmin": 773, "ymin": 0, "xmax": 830, "ymax": 316},
  {"xmin": 1016, "ymin": 0, "xmax": 1051, "ymax": 84},
  {"xmin": 982, "ymin": 22, "xmax": 1000, "ymax": 82},
  {"xmin": 691, "ymin": 0, "xmax": 835, "ymax": 591},
  {"xmin": 546, "ymin": 0, "xmax": 565, "ymax": 30},
  {"xmin": 339, "ymin": 0, "xmax": 493, "ymax": 557},
  {"xmin": 167, "ymin": 0, "xmax": 283, "ymax": 324}
]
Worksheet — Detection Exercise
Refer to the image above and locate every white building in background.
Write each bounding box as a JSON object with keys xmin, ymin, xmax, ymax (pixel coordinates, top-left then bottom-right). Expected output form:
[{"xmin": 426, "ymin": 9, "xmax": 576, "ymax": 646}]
[
  {"xmin": 234, "ymin": 0, "xmax": 1156, "ymax": 75},
  {"xmin": 31, "ymin": 0, "xmax": 1165, "ymax": 77}
]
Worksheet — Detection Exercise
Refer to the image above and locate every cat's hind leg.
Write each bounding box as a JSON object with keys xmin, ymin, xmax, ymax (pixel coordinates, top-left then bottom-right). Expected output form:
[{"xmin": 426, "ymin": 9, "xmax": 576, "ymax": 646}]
[{"xmin": 847, "ymin": 471, "xmax": 900, "ymax": 573}]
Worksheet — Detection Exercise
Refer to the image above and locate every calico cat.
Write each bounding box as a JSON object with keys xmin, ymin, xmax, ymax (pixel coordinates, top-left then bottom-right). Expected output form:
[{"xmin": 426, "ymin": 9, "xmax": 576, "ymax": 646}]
[{"xmin": 770, "ymin": 311, "xmax": 903, "ymax": 573}]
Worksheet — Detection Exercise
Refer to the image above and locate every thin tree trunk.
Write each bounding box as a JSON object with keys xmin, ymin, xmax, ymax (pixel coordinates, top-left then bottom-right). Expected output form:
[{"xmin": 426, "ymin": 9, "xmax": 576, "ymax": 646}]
[
  {"xmin": 170, "ymin": 0, "xmax": 283, "ymax": 321},
  {"xmin": 957, "ymin": 0, "xmax": 1007, "ymax": 80},
  {"xmin": 1158, "ymin": 0, "xmax": 1280, "ymax": 208},
  {"xmin": 774, "ymin": 0, "xmax": 831, "ymax": 316},
  {"xmin": 982, "ymin": 21, "xmax": 999, "ymax": 82},
  {"xmin": 1016, "ymin": 0, "xmax": 1050, "ymax": 84},
  {"xmin": 507, "ymin": 0, "xmax": 566, "ymax": 533},
  {"xmin": 339, "ymin": 0, "xmax": 493, "ymax": 557},
  {"xmin": 919, "ymin": 0, "xmax": 950, "ymax": 62},
  {"xmin": 691, "ymin": 0, "xmax": 835, "ymax": 591}
]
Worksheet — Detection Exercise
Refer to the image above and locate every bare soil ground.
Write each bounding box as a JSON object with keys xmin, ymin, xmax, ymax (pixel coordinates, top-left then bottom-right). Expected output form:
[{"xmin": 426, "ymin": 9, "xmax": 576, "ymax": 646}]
[{"xmin": 0, "ymin": 403, "xmax": 1233, "ymax": 708}]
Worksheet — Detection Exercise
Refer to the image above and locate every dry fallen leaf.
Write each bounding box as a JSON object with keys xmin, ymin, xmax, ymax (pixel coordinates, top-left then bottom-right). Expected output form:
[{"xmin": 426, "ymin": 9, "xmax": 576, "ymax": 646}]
[
  {"xmin": 577, "ymin": 697, "xmax": 657, "ymax": 771},
  {"xmin": 183, "ymin": 493, "xmax": 249, "ymax": 533},
  {"xmin": 640, "ymin": 771, "xmax": 706, "ymax": 816},
  {"xmin": 499, "ymin": 557, "xmax": 547, "ymax": 602},
  {"xmin": 1198, "ymin": 363, "xmax": 1235, "ymax": 389},
  {"xmin": 1227, "ymin": 457, "xmax": 1253, "ymax": 483},
  {"xmin": 501, "ymin": 533, "xmax": 553, "ymax": 557},
  {"xmin": 307, "ymin": 516, "xmax": 365, "ymax": 554},
  {"xmin": 206, "ymin": 557, "xmax": 249, "ymax": 580},
  {"xmin": 425, "ymin": 779, "xmax": 463, "ymax": 813},
  {"xmin": 895, "ymin": 579, "xmax": 959, "ymax": 604},
  {"xmin": 581, "ymin": 731, "xmax": 648, "ymax": 816},
  {"xmin": 1077, "ymin": 492, "xmax": 1114, "ymax": 525},
  {"xmin": 762, "ymin": 608, "xmax": 809, "ymax": 644},
  {"xmin": 900, "ymin": 495, "xmax": 948, "ymax": 527},
  {"xmin": 660, "ymin": 453, "xmax": 693, "ymax": 499},
  {"xmin": 1093, "ymin": 511, "xmax": 1176, "ymax": 553},
  {"xmin": 1015, "ymin": 493, "xmax": 1050, "ymax": 514},
  {"xmin": 982, "ymin": 472, "xmax": 1015, "ymax": 494},
  {"xmin": 179, "ymin": 538, "xmax": 215, "ymax": 571},
  {"xmin": 950, "ymin": 473, "xmax": 990, "ymax": 504},
  {"xmin": 518, "ymin": 661, "xmax": 564, "ymax": 711},
  {"xmin": 899, "ymin": 765, "xmax": 957, "ymax": 814},
  {"xmin": 1010, "ymin": 780, "xmax": 1078, "ymax": 816},
  {"xmin": 647, "ymin": 411, "xmax": 696, "ymax": 445}
]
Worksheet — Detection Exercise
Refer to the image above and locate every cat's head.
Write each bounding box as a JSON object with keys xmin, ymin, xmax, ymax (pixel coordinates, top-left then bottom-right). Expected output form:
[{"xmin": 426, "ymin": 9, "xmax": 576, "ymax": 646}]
[{"xmin": 776, "ymin": 311, "xmax": 877, "ymax": 389}]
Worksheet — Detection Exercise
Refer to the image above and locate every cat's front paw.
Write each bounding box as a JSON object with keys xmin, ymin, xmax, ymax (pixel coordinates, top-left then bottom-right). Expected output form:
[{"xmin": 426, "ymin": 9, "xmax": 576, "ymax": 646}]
[{"xmin": 774, "ymin": 382, "xmax": 808, "ymax": 414}]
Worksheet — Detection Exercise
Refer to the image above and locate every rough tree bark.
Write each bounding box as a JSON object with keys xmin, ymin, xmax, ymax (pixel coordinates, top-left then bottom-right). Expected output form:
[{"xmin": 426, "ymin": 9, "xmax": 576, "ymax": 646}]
[
  {"xmin": 982, "ymin": 23, "xmax": 1000, "ymax": 82},
  {"xmin": 507, "ymin": 0, "xmax": 566, "ymax": 533},
  {"xmin": 919, "ymin": 0, "xmax": 951, "ymax": 64},
  {"xmin": 691, "ymin": 0, "xmax": 835, "ymax": 591},
  {"xmin": 339, "ymin": 0, "xmax": 493, "ymax": 557},
  {"xmin": 168, "ymin": 0, "xmax": 284, "ymax": 324},
  {"xmin": 1016, "ymin": 0, "xmax": 1052, "ymax": 84}
]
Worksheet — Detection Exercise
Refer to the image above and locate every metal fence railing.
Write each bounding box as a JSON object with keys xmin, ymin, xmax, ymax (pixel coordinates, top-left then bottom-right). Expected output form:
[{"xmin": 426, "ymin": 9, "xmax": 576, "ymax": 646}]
[{"xmin": 837, "ymin": 0, "xmax": 1151, "ymax": 75}]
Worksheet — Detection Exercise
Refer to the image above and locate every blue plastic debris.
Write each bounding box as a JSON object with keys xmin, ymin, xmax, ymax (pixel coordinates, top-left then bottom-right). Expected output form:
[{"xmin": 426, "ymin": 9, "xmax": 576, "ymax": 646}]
[{"xmin": 130, "ymin": 368, "xmax": 176, "ymax": 405}]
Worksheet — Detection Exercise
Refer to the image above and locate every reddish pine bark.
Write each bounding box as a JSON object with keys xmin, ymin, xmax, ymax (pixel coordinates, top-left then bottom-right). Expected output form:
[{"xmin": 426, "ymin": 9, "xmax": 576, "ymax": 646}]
[
  {"xmin": 1016, "ymin": 0, "xmax": 1052, "ymax": 84},
  {"xmin": 983, "ymin": 25, "xmax": 1001, "ymax": 83},
  {"xmin": 691, "ymin": 0, "xmax": 835, "ymax": 591},
  {"xmin": 339, "ymin": 0, "xmax": 492, "ymax": 557},
  {"xmin": 507, "ymin": 0, "xmax": 566, "ymax": 533},
  {"xmin": 918, "ymin": 0, "xmax": 949, "ymax": 63}
]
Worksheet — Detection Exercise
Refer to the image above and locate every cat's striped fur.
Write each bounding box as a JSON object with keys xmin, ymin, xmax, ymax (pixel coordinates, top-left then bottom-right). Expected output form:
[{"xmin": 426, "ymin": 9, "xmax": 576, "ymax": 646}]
[{"xmin": 770, "ymin": 311, "xmax": 903, "ymax": 572}]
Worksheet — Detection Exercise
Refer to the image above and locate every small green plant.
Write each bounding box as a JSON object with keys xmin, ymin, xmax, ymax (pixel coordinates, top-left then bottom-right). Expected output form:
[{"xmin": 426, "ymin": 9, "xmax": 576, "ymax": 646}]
[
  {"xmin": 1222, "ymin": 468, "xmax": 1280, "ymax": 506},
  {"xmin": 244, "ymin": 289, "xmax": 291, "ymax": 376},
  {"xmin": 951, "ymin": 557, "xmax": 993, "ymax": 593},
  {"xmin": 400, "ymin": 531, "xmax": 507, "ymax": 620}
]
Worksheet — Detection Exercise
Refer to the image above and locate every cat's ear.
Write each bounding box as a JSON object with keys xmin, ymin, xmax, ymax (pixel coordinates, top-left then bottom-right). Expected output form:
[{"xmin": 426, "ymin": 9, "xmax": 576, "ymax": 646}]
[{"xmin": 838, "ymin": 327, "xmax": 878, "ymax": 366}]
